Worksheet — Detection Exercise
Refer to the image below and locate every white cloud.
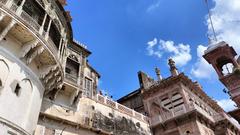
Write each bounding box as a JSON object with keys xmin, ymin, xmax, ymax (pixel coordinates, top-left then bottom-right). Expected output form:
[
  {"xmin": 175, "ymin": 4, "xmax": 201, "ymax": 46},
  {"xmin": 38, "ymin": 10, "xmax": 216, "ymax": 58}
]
[
  {"xmin": 191, "ymin": 0, "xmax": 240, "ymax": 79},
  {"xmin": 147, "ymin": 0, "xmax": 161, "ymax": 13},
  {"xmin": 191, "ymin": 45, "xmax": 215, "ymax": 79},
  {"xmin": 147, "ymin": 38, "xmax": 162, "ymax": 58},
  {"xmin": 208, "ymin": 0, "xmax": 240, "ymax": 53},
  {"xmin": 217, "ymin": 99, "xmax": 237, "ymax": 112},
  {"xmin": 146, "ymin": 39, "xmax": 192, "ymax": 67}
]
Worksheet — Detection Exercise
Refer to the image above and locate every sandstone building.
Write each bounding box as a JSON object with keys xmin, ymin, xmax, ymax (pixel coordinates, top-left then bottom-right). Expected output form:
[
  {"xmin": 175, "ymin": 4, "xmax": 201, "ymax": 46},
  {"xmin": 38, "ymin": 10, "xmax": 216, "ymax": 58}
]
[
  {"xmin": 0, "ymin": 0, "xmax": 239, "ymax": 135},
  {"xmin": 119, "ymin": 58, "xmax": 240, "ymax": 135},
  {"xmin": 203, "ymin": 41, "xmax": 240, "ymax": 123}
]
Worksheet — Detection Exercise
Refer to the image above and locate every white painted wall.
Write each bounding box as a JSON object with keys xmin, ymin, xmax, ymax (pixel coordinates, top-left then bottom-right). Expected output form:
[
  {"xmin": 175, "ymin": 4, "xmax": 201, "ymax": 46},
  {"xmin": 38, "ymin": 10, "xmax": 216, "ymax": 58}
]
[{"xmin": 0, "ymin": 35, "xmax": 44, "ymax": 135}]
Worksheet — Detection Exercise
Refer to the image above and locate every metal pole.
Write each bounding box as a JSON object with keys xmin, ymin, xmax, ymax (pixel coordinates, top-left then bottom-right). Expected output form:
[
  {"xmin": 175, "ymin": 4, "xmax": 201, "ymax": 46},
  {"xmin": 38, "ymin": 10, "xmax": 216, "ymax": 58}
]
[{"xmin": 204, "ymin": 0, "xmax": 218, "ymax": 41}]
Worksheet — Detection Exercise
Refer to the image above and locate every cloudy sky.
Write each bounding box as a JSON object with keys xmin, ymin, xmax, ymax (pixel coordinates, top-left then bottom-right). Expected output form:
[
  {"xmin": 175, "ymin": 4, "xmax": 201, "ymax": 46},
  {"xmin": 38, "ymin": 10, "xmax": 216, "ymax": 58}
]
[{"xmin": 65, "ymin": 0, "xmax": 240, "ymax": 112}]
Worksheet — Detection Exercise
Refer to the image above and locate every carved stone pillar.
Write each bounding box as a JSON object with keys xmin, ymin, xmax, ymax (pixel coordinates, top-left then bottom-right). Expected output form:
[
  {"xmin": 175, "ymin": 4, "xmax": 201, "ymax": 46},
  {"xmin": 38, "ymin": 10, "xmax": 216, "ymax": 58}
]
[
  {"xmin": 16, "ymin": 0, "xmax": 26, "ymax": 15},
  {"xmin": 45, "ymin": 19, "xmax": 52, "ymax": 40},
  {"xmin": 5, "ymin": 0, "xmax": 14, "ymax": 8},
  {"xmin": 58, "ymin": 37, "xmax": 63, "ymax": 58},
  {"xmin": 0, "ymin": 19, "xmax": 16, "ymax": 41},
  {"xmin": 39, "ymin": 13, "xmax": 48, "ymax": 34}
]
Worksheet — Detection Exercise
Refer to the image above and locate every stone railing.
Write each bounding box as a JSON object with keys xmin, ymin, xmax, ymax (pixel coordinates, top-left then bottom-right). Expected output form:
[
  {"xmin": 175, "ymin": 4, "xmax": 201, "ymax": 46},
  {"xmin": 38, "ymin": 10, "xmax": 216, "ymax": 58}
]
[
  {"xmin": 95, "ymin": 94, "xmax": 149, "ymax": 123},
  {"xmin": 150, "ymin": 104, "xmax": 193, "ymax": 126},
  {"xmin": 47, "ymin": 37, "xmax": 58, "ymax": 55},
  {"xmin": 10, "ymin": 2, "xmax": 18, "ymax": 12},
  {"xmin": 150, "ymin": 103, "xmax": 217, "ymax": 126},
  {"xmin": 73, "ymin": 38, "xmax": 88, "ymax": 49},
  {"xmin": 214, "ymin": 112, "xmax": 240, "ymax": 129},
  {"xmin": 0, "ymin": 0, "xmax": 64, "ymax": 89},
  {"xmin": 0, "ymin": 0, "xmax": 60, "ymax": 56},
  {"xmin": 65, "ymin": 72, "xmax": 78, "ymax": 84},
  {"xmin": 20, "ymin": 11, "xmax": 41, "ymax": 31}
]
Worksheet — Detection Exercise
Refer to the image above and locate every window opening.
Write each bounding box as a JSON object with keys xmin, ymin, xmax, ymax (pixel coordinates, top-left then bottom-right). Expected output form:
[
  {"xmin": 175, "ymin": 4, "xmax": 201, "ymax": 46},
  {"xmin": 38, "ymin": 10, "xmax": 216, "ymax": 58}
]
[{"xmin": 14, "ymin": 83, "xmax": 21, "ymax": 96}]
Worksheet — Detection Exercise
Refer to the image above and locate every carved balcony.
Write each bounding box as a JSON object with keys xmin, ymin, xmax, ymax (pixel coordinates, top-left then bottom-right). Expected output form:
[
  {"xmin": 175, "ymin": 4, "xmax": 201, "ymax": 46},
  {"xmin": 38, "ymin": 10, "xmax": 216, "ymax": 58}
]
[
  {"xmin": 0, "ymin": 0, "xmax": 65, "ymax": 92},
  {"xmin": 65, "ymin": 72, "xmax": 78, "ymax": 84},
  {"xmin": 150, "ymin": 103, "xmax": 216, "ymax": 127}
]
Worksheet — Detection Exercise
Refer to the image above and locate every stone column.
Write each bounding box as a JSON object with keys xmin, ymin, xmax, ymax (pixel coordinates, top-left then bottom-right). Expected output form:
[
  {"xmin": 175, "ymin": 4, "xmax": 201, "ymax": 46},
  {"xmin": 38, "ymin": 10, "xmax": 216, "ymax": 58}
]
[
  {"xmin": 61, "ymin": 39, "xmax": 68, "ymax": 59},
  {"xmin": 57, "ymin": 37, "xmax": 63, "ymax": 58},
  {"xmin": 39, "ymin": 13, "xmax": 48, "ymax": 34},
  {"xmin": 61, "ymin": 40, "xmax": 68, "ymax": 68},
  {"xmin": 16, "ymin": 0, "xmax": 26, "ymax": 15},
  {"xmin": 45, "ymin": 19, "xmax": 52, "ymax": 40},
  {"xmin": 5, "ymin": 0, "xmax": 14, "ymax": 8}
]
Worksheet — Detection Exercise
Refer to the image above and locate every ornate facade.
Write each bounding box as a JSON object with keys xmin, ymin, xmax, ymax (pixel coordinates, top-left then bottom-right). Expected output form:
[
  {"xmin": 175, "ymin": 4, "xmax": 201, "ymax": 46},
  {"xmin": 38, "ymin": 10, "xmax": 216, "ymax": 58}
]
[
  {"xmin": 0, "ymin": 0, "xmax": 239, "ymax": 135},
  {"xmin": 203, "ymin": 41, "xmax": 240, "ymax": 124},
  {"xmin": 0, "ymin": 0, "xmax": 150, "ymax": 135},
  {"xmin": 119, "ymin": 58, "xmax": 240, "ymax": 135}
]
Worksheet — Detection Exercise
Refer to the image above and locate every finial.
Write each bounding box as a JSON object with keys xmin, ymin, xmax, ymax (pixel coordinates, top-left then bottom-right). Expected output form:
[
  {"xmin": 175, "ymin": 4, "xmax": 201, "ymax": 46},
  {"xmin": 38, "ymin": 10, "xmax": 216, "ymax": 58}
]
[
  {"xmin": 168, "ymin": 58, "xmax": 179, "ymax": 76},
  {"xmin": 155, "ymin": 67, "xmax": 162, "ymax": 81}
]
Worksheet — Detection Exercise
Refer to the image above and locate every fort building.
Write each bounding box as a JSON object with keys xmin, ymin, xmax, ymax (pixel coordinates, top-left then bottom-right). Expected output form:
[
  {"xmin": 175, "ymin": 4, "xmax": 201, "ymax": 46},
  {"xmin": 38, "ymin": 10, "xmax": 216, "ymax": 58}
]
[{"xmin": 0, "ymin": 0, "xmax": 239, "ymax": 135}]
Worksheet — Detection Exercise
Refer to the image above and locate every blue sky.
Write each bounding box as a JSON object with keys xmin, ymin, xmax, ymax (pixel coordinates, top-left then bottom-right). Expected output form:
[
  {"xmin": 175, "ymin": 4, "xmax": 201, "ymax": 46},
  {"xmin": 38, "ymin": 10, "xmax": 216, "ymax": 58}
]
[{"xmin": 65, "ymin": 0, "xmax": 240, "ymax": 111}]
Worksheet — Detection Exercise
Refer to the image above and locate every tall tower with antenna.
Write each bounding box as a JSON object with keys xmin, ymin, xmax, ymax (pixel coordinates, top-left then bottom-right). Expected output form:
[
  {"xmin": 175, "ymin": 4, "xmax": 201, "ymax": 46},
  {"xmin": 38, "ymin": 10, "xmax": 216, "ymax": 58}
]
[{"xmin": 203, "ymin": 0, "xmax": 240, "ymax": 107}]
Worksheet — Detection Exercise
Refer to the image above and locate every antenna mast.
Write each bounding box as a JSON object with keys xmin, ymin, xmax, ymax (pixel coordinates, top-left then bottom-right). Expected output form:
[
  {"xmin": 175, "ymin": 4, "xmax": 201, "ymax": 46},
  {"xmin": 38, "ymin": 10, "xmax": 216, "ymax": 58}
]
[{"xmin": 204, "ymin": 0, "xmax": 217, "ymax": 42}]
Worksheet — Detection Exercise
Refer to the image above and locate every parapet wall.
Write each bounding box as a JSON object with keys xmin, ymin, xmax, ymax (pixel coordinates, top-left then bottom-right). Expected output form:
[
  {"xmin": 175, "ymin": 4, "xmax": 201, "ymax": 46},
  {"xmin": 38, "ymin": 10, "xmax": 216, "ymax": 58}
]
[{"xmin": 38, "ymin": 95, "xmax": 151, "ymax": 135}]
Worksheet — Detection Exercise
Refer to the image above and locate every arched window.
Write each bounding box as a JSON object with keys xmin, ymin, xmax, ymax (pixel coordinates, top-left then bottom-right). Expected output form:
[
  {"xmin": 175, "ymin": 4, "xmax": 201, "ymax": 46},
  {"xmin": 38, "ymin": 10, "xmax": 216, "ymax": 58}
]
[
  {"xmin": 13, "ymin": 79, "xmax": 33, "ymax": 97},
  {"xmin": 14, "ymin": 83, "xmax": 21, "ymax": 96},
  {"xmin": 216, "ymin": 56, "xmax": 235, "ymax": 76},
  {"xmin": 186, "ymin": 130, "xmax": 191, "ymax": 135},
  {"xmin": 222, "ymin": 63, "xmax": 234, "ymax": 76},
  {"xmin": 68, "ymin": 54, "xmax": 78, "ymax": 62},
  {"xmin": 65, "ymin": 55, "xmax": 80, "ymax": 83}
]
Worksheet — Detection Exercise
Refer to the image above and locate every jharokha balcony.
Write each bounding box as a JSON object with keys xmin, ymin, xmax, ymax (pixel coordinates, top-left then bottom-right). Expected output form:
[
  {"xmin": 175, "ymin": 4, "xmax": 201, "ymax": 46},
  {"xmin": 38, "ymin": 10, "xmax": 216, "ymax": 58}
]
[
  {"xmin": 150, "ymin": 102, "xmax": 240, "ymax": 128},
  {"xmin": 0, "ymin": 0, "xmax": 70, "ymax": 92}
]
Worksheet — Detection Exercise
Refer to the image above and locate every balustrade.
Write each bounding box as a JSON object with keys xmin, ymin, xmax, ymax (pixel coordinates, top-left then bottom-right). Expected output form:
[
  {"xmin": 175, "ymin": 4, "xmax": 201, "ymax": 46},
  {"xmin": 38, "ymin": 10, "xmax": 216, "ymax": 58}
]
[
  {"xmin": 10, "ymin": 2, "xmax": 18, "ymax": 12},
  {"xmin": 47, "ymin": 37, "xmax": 58, "ymax": 55},
  {"xmin": 95, "ymin": 94, "xmax": 148, "ymax": 123},
  {"xmin": 0, "ymin": 0, "xmax": 61, "ymax": 57},
  {"xmin": 150, "ymin": 103, "xmax": 218, "ymax": 126},
  {"xmin": 20, "ymin": 11, "xmax": 40, "ymax": 31},
  {"xmin": 65, "ymin": 72, "xmax": 78, "ymax": 84}
]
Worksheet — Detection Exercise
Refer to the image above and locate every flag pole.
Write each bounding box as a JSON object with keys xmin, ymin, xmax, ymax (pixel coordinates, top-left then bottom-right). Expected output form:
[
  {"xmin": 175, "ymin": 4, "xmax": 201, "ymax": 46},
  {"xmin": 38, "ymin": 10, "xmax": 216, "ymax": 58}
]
[{"xmin": 205, "ymin": 0, "xmax": 218, "ymax": 42}]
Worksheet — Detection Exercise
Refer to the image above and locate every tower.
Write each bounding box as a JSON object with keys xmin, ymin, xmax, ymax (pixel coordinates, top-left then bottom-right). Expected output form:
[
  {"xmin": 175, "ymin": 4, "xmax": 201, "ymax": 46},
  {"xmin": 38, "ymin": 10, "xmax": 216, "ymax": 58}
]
[
  {"xmin": 203, "ymin": 41, "xmax": 240, "ymax": 106},
  {"xmin": 0, "ymin": 0, "xmax": 67, "ymax": 134}
]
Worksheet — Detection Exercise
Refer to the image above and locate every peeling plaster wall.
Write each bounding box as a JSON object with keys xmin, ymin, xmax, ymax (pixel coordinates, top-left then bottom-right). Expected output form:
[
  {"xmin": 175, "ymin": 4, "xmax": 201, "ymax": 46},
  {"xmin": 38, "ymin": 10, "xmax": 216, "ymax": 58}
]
[{"xmin": 38, "ymin": 97, "xmax": 151, "ymax": 135}]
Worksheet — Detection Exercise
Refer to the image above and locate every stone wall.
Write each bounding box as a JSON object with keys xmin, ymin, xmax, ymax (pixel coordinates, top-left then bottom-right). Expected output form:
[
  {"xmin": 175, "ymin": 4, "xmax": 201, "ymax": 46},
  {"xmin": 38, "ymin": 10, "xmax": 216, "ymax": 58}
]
[{"xmin": 37, "ymin": 96, "xmax": 151, "ymax": 135}]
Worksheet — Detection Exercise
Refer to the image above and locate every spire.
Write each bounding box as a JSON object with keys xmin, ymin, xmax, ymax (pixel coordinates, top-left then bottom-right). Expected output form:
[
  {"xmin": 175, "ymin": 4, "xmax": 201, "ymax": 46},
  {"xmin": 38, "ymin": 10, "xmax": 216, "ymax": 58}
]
[
  {"xmin": 168, "ymin": 58, "xmax": 179, "ymax": 76},
  {"xmin": 155, "ymin": 67, "xmax": 162, "ymax": 81}
]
